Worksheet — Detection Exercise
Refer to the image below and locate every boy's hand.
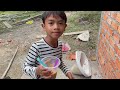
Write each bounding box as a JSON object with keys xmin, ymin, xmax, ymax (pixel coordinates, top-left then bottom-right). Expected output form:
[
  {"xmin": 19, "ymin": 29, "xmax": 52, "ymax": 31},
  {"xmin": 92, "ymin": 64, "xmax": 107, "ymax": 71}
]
[
  {"xmin": 36, "ymin": 65, "xmax": 52, "ymax": 79},
  {"xmin": 66, "ymin": 72, "xmax": 74, "ymax": 79}
]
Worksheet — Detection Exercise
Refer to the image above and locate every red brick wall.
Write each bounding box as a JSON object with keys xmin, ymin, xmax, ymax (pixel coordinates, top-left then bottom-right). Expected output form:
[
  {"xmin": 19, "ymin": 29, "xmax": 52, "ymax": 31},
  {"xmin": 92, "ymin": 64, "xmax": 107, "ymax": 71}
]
[{"xmin": 97, "ymin": 11, "xmax": 120, "ymax": 79}]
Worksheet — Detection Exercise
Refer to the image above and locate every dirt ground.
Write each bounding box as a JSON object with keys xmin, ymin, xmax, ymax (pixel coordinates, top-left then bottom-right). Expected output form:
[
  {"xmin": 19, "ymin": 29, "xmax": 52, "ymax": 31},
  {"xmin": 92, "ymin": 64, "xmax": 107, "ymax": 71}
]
[
  {"xmin": 0, "ymin": 19, "xmax": 46, "ymax": 78},
  {"xmin": 0, "ymin": 13, "xmax": 102, "ymax": 79}
]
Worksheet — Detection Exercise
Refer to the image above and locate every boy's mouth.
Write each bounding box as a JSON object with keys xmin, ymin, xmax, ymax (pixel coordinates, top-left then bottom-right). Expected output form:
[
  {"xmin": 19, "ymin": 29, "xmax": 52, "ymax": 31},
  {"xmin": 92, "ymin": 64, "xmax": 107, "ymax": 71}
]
[
  {"xmin": 52, "ymin": 32, "xmax": 61, "ymax": 35},
  {"xmin": 53, "ymin": 32, "xmax": 60, "ymax": 33}
]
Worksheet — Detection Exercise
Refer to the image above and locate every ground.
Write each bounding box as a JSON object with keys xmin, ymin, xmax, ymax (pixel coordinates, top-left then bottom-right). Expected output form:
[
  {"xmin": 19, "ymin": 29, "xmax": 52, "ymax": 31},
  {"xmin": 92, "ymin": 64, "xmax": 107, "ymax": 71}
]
[
  {"xmin": 0, "ymin": 19, "xmax": 44, "ymax": 78},
  {"xmin": 0, "ymin": 13, "xmax": 102, "ymax": 79}
]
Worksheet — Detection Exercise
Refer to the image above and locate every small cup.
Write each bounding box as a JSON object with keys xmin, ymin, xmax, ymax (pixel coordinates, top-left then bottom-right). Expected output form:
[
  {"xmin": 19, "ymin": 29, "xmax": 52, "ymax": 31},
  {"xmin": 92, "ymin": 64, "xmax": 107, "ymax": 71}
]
[{"xmin": 41, "ymin": 56, "xmax": 61, "ymax": 79}]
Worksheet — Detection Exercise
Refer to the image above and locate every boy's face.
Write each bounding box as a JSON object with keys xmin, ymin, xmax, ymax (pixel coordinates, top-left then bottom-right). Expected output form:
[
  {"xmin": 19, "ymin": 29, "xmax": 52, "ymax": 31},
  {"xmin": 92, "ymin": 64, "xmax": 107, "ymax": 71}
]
[{"xmin": 42, "ymin": 14, "xmax": 67, "ymax": 40}]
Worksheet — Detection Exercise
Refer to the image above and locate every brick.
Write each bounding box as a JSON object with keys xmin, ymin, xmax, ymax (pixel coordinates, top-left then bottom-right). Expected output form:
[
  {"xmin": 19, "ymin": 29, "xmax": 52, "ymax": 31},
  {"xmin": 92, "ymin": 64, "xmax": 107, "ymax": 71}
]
[
  {"xmin": 102, "ymin": 21, "xmax": 109, "ymax": 31},
  {"xmin": 115, "ymin": 71, "xmax": 120, "ymax": 79},
  {"xmin": 107, "ymin": 17, "xmax": 112, "ymax": 25},
  {"xmin": 110, "ymin": 60, "xmax": 118, "ymax": 71},
  {"xmin": 115, "ymin": 57, "xmax": 120, "ymax": 71},
  {"xmin": 98, "ymin": 44, "xmax": 101, "ymax": 50},
  {"xmin": 118, "ymin": 56, "xmax": 120, "ymax": 61},
  {"xmin": 104, "ymin": 38, "xmax": 107, "ymax": 47},
  {"xmin": 105, "ymin": 40, "xmax": 109, "ymax": 48},
  {"xmin": 111, "ymin": 21, "xmax": 118, "ymax": 30},
  {"xmin": 108, "ymin": 28, "xmax": 113, "ymax": 36},
  {"xmin": 107, "ymin": 72, "xmax": 111, "ymax": 79},
  {"xmin": 118, "ymin": 26, "xmax": 120, "ymax": 34},
  {"xmin": 108, "ymin": 71, "xmax": 115, "ymax": 79},
  {"xmin": 98, "ymin": 11, "xmax": 120, "ymax": 79},
  {"xmin": 104, "ymin": 44, "xmax": 107, "ymax": 52},
  {"xmin": 99, "ymin": 53, "xmax": 105, "ymax": 65},
  {"xmin": 105, "ymin": 32, "xmax": 110, "ymax": 40},
  {"xmin": 108, "ymin": 72, "xmax": 115, "ymax": 79},
  {"xmin": 115, "ymin": 44, "xmax": 120, "ymax": 56},
  {"xmin": 117, "ymin": 13, "xmax": 120, "ymax": 18},
  {"xmin": 103, "ymin": 14, "xmax": 108, "ymax": 21},
  {"xmin": 101, "ymin": 66, "xmax": 105, "ymax": 78},
  {"xmin": 109, "ymin": 46, "xmax": 115, "ymax": 59},
  {"xmin": 104, "ymin": 23, "xmax": 109, "ymax": 31},
  {"xmin": 111, "ymin": 13, "xmax": 117, "ymax": 19},
  {"xmin": 104, "ymin": 49, "xmax": 109, "ymax": 62},
  {"xmin": 117, "ymin": 44, "xmax": 120, "ymax": 49},
  {"xmin": 114, "ymin": 44, "xmax": 119, "ymax": 54},
  {"xmin": 104, "ymin": 54, "xmax": 108, "ymax": 61},
  {"xmin": 116, "ymin": 54, "xmax": 120, "ymax": 60},
  {"xmin": 107, "ymin": 52, "xmax": 111, "ymax": 61},
  {"xmin": 103, "ymin": 38, "xmax": 106, "ymax": 45},
  {"xmin": 100, "ymin": 35, "xmax": 104, "ymax": 43},
  {"xmin": 105, "ymin": 64, "xmax": 111, "ymax": 78},
  {"xmin": 116, "ymin": 16, "xmax": 120, "ymax": 23},
  {"xmin": 103, "ymin": 65, "xmax": 107, "ymax": 76},
  {"xmin": 110, "ymin": 72, "xmax": 116, "ymax": 79},
  {"xmin": 106, "ymin": 71, "xmax": 109, "ymax": 79},
  {"xmin": 101, "ymin": 28, "xmax": 105, "ymax": 34},
  {"xmin": 113, "ymin": 32, "xmax": 120, "ymax": 44},
  {"xmin": 100, "ymin": 33, "xmax": 102, "ymax": 40},
  {"xmin": 108, "ymin": 62, "xmax": 114, "ymax": 72},
  {"xmin": 114, "ymin": 44, "xmax": 120, "ymax": 57},
  {"xmin": 117, "ymin": 45, "xmax": 120, "ymax": 57},
  {"xmin": 109, "ymin": 36, "xmax": 115, "ymax": 48},
  {"xmin": 107, "ymin": 11, "xmax": 111, "ymax": 16}
]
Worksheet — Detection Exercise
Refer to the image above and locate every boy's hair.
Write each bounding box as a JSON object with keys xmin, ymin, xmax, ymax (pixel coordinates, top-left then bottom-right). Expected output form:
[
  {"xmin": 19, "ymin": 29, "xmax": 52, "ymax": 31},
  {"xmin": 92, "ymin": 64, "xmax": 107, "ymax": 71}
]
[{"xmin": 41, "ymin": 11, "xmax": 67, "ymax": 23}]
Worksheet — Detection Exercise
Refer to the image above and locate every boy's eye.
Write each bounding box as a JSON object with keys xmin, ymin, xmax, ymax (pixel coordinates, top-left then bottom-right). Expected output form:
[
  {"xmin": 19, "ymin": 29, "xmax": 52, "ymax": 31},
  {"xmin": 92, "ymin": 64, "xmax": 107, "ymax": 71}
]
[
  {"xmin": 59, "ymin": 23, "xmax": 62, "ymax": 24},
  {"xmin": 48, "ymin": 22, "xmax": 53, "ymax": 24},
  {"xmin": 59, "ymin": 22, "xmax": 64, "ymax": 25}
]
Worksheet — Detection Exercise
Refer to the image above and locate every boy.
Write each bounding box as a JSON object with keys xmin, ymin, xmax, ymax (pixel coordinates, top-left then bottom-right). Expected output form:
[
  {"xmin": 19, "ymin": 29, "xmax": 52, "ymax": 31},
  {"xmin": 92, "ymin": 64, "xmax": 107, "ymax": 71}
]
[{"xmin": 23, "ymin": 11, "xmax": 74, "ymax": 79}]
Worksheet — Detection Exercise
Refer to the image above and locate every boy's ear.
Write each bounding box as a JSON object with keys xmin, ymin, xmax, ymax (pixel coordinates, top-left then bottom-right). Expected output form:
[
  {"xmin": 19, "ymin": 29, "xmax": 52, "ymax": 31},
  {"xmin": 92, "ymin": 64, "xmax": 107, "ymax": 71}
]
[
  {"xmin": 65, "ymin": 24, "xmax": 67, "ymax": 28},
  {"xmin": 41, "ymin": 23, "xmax": 44, "ymax": 28},
  {"xmin": 41, "ymin": 23, "xmax": 46, "ymax": 31}
]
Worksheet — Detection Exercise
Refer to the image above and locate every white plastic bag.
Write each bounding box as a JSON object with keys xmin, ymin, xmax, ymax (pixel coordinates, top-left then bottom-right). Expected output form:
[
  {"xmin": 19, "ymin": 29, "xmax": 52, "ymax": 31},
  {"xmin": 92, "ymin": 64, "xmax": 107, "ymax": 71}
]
[{"xmin": 71, "ymin": 51, "xmax": 91, "ymax": 77}]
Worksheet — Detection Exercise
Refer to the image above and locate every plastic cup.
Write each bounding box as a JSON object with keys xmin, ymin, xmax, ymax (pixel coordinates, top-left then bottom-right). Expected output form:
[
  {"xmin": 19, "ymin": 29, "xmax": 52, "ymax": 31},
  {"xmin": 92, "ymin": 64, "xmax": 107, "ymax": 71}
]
[{"xmin": 41, "ymin": 56, "xmax": 61, "ymax": 79}]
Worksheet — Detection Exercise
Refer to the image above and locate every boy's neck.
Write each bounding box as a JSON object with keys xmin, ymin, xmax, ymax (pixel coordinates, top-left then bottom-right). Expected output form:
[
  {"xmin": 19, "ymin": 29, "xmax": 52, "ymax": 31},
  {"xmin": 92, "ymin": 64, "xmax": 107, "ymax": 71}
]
[{"xmin": 44, "ymin": 36, "xmax": 58, "ymax": 48}]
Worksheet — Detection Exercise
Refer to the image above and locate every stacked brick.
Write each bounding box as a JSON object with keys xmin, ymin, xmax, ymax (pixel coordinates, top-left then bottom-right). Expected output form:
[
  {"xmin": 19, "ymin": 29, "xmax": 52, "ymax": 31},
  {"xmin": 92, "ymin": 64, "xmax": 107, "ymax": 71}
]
[{"xmin": 97, "ymin": 11, "xmax": 120, "ymax": 79}]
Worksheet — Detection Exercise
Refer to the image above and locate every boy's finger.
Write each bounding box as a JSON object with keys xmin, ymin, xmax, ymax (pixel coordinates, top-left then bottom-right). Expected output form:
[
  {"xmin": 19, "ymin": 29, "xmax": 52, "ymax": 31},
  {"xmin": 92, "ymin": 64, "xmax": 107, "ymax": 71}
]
[
  {"xmin": 38, "ymin": 65, "xmax": 43, "ymax": 69},
  {"xmin": 38, "ymin": 65, "xmax": 48, "ymax": 71},
  {"xmin": 42, "ymin": 70, "xmax": 51, "ymax": 75}
]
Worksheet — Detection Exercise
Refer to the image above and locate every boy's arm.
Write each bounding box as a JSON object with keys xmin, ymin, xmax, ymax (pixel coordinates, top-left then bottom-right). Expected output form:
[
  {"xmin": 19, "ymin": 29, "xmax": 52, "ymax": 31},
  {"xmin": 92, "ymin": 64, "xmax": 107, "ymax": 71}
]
[
  {"xmin": 59, "ymin": 58, "xmax": 71, "ymax": 76},
  {"xmin": 23, "ymin": 62, "xmax": 38, "ymax": 79},
  {"xmin": 59, "ymin": 58, "xmax": 74, "ymax": 79},
  {"xmin": 22, "ymin": 43, "xmax": 39, "ymax": 79}
]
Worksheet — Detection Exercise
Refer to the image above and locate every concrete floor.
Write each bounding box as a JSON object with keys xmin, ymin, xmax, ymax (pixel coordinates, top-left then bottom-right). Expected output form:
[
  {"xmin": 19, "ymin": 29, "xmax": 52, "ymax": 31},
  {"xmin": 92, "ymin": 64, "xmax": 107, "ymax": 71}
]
[{"xmin": 56, "ymin": 53, "xmax": 102, "ymax": 79}]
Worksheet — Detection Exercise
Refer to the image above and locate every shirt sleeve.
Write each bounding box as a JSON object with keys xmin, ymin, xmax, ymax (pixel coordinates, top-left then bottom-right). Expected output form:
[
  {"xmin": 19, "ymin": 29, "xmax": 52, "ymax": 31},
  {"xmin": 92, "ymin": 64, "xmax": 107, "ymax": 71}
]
[
  {"xmin": 59, "ymin": 57, "xmax": 71, "ymax": 76},
  {"xmin": 22, "ymin": 43, "xmax": 39, "ymax": 79}
]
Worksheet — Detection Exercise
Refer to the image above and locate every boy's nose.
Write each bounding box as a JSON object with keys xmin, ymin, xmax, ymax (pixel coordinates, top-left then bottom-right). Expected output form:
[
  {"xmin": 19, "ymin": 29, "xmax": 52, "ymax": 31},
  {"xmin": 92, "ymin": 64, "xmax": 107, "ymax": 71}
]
[{"xmin": 54, "ymin": 23, "xmax": 59, "ymax": 30}]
